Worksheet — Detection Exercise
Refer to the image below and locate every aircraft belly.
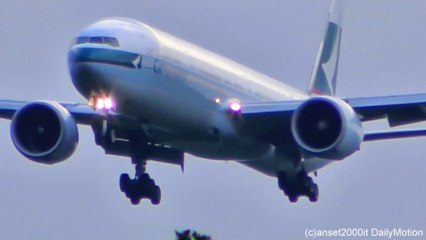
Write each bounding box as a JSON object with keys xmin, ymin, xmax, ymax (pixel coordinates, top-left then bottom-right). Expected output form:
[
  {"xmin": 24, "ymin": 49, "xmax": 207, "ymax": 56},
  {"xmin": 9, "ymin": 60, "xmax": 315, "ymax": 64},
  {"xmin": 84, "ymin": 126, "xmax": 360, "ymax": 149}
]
[
  {"xmin": 303, "ymin": 158, "xmax": 334, "ymax": 173},
  {"xmin": 71, "ymin": 62, "xmax": 214, "ymax": 131},
  {"xmin": 70, "ymin": 62, "xmax": 268, "ymax": 158},
  {"xmin": 239, "ymin": 150, "xmax": 334, "ymax": 177},
  {"xmin": 238, "ymin": 149, "xmax": 295, "ymax": 177}
]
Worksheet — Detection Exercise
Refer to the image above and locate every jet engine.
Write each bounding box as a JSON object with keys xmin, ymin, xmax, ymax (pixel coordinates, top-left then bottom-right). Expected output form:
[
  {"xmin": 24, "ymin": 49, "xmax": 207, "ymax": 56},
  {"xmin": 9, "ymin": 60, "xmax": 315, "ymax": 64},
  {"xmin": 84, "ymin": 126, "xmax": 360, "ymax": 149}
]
[
  {"xmin": 10, "ymin": 101, "xmax": 79, "ymax": 164},
  {"xmin": 291, "ymin": 96, "xmax": 364, "ymax": 160}
]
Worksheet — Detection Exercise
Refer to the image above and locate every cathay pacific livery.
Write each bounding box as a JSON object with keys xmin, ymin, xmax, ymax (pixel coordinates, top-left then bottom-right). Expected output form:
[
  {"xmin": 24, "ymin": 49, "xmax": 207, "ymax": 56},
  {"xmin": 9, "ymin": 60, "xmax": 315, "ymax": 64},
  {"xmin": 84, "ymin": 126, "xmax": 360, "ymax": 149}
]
[{"xmin": 1, "ymin": 1, "xmax": 425, "ymax": 205}]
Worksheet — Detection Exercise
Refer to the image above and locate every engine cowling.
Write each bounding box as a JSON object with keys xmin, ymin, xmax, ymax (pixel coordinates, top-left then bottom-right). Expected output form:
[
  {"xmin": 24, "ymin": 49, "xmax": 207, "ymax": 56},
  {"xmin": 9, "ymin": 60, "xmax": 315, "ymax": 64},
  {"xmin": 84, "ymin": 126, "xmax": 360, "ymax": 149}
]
[
  {"xmin": 10, "ymin": 101, "xmax": 79, "ymax": 164},
  {"xmin": 291, "ymin": 96, "xmax": 364, "ymax": 160}
]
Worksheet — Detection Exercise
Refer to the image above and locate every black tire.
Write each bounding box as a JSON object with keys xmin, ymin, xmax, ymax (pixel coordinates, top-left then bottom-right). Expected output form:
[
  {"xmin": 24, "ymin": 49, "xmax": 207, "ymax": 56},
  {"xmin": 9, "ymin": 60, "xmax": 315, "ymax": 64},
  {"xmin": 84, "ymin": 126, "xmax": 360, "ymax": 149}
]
[
  {"xmin": 150, "ymin": 186, "xmax": 161, "ymax": 205},
  {"xmin": 308, "ymin": 184, "xmax": 319, "ymax": 202},
  {"xmin": 130, "ymin": 197, "xmax": 141, "ymax": 205},
  {"xmin": 277, "ymin": 172, "xmax": 287, "ymax": 190},
  {"xmin": 308, "ymin": 195, "xmax": 318, "ymax": 202},
  {"xmin": 289, "ymin": 195, "xmax": 298, "ymax": 203},
  {"xmin": 138, "ymin": 173, "xmax": 150, "ymax": 181},
  {"xmin": 120, "ymin": 173, "xmax": 131, "ymax": 193}
]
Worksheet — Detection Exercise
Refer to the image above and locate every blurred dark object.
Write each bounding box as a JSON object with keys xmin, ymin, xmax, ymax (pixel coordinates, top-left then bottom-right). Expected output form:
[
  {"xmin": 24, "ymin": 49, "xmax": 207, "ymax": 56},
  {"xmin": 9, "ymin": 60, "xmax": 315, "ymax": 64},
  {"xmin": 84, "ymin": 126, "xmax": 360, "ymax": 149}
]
[{"xmin": 175, "ymin": 229, "xmax": 211, "ymax": 240}]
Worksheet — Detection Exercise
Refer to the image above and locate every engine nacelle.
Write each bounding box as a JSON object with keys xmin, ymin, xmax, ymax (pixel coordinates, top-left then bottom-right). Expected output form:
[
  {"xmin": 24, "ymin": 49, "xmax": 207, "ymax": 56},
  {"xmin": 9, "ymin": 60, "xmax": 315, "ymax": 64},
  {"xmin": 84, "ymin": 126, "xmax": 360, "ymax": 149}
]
[
  {"xmin": 291, "ymin": 96, "xmax": 364, "ymax": 160},
  {"xmin": 10, "ymin": 101, "xmax": 79, "ymax": 164}
]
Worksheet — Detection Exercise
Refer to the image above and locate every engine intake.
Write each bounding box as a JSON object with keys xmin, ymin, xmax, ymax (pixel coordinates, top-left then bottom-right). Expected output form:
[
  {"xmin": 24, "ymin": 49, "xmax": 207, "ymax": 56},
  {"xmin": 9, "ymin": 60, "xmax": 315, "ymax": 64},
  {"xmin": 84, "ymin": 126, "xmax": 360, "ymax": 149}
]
[
  {"xmin": 11, "ymin": 101, "xmax": 79, "ymax": 164},
  {"xmin": 291, "ymin": 96, "xmax": 363, "ymax": 160}
]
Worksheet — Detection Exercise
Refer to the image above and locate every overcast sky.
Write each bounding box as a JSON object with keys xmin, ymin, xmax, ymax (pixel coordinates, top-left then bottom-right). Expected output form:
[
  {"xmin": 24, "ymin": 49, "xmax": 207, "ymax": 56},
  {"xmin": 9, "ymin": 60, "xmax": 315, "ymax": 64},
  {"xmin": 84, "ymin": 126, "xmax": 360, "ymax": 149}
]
[{"xmin": 0, "ymin": 1, "xmax": 425, "ymax": 239}]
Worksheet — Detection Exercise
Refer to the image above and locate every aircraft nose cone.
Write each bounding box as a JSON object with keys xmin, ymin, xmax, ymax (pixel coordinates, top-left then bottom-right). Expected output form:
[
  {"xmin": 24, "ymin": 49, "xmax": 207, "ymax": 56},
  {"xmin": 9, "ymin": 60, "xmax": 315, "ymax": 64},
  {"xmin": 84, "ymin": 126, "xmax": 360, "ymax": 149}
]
[{"xmin": 68, "ymin": 59, "xmax": 102, "ymax": 98}]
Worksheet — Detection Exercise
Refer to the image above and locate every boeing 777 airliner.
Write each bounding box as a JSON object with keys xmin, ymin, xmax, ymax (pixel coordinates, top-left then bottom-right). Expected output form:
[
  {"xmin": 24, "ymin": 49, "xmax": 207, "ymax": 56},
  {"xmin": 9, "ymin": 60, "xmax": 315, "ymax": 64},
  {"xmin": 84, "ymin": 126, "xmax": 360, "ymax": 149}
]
[{"xmin": 0, "ymin": 1, "xmax": 425, "ymax": 205}]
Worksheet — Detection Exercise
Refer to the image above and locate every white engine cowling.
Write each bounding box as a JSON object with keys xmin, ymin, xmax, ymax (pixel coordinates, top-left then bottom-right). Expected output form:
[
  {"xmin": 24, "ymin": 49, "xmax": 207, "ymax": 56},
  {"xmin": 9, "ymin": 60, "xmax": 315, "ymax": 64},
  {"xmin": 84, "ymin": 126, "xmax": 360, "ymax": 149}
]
[
  {"xmin": 10, "ymin": 101, "xmax": 79, "ymax": 164},
  {"xmin": 291, "ymin": 96, "xmax": 364, "ymax": 160}
]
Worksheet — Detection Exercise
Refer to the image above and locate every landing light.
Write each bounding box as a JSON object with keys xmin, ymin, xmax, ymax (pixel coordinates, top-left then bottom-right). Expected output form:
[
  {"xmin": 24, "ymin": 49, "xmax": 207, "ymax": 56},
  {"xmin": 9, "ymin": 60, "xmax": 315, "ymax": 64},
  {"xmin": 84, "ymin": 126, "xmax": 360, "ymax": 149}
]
[
  {"xmin": 96, "ymin": 98, "xmax": 105, "ymax": 110},
  {"xmin": 104, "ymin": 97, "xmax": 113, "ymax": 110},
  {"xmin": 94, "ymin": 97, "xmax": 116, "ymax": 112},
  {"xmin": 230, "ymin": 102, "xmax": 241, "ymax": 113},
  {"xmin": 221, "ymin": 98, "xmax": 242, "ymax": 114}
]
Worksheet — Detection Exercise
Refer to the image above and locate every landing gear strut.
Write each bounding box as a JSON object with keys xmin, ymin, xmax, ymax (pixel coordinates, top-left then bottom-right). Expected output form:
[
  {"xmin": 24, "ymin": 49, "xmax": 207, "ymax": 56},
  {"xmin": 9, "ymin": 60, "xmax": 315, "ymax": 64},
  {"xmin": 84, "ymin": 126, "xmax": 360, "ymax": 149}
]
[
  {"xmin": 278, "ymin": 170, "xmax": 319, "ymax": 203},
  {"xmin": 92, "ymin": 117, "xmax": 183, "ymax": 205},
  {"xmin": 119, "ymin": 159, "xmax": 161, "ymax": 205}
]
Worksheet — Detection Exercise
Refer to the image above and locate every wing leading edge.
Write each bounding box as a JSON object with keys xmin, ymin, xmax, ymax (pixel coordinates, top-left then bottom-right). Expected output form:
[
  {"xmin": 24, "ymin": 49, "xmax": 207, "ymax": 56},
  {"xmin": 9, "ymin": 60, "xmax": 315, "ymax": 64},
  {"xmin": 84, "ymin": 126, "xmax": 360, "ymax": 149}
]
[
  {"xmin": 0, "ymin": 100, "xmax": 102, "ymax": 125},
  {"xmin": 241, "ymin": 93, "xmax": 426, "ymax": 143}
]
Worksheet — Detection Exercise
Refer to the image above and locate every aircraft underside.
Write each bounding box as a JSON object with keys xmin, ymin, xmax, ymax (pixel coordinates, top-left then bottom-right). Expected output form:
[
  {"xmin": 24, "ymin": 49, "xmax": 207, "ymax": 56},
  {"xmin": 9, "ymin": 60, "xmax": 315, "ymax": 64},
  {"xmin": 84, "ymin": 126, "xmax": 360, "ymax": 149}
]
[
  {"xmin": 90, "ymin": 112, "xmax": 320, "ymax": 204},
  {"xmin": 0, "ymin": 1, "xmax": 425, "ymax": 206}
]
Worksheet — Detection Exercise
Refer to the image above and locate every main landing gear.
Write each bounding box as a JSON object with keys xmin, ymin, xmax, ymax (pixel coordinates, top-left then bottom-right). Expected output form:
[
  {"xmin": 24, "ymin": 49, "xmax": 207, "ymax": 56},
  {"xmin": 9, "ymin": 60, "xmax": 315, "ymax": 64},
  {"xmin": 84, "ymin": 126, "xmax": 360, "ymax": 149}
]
[
  {"xmin": 92, "ymin": 117, "xmax": 183, "ymax": 205},
  {"xmin": 119, "ymin": 159, "xmax": 161, "ymax": 205},
  {"xmin": 278, "ymin": 169, "xmax": 319, "ymax": 203}
]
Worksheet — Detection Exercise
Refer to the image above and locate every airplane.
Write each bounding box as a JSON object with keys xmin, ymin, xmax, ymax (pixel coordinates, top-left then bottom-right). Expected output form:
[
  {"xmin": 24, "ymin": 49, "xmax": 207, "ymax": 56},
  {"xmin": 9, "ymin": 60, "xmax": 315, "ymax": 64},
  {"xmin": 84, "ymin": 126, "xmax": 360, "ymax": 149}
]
[{"xmin": 0, "ymin": 1, "xmax": 425, "ymax": 205}]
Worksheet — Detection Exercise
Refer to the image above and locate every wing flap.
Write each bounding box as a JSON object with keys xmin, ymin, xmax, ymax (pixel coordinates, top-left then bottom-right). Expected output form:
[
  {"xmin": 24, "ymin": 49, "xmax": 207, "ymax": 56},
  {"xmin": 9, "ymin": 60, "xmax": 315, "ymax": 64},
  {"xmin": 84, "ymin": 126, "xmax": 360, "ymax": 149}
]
[
  {"xmin": 346, "ymin": 93, "xmax": 426, "ymax": 126},
  {"xmin": 364, "ymin": 129, "xmax": 426, "ymax": 141}
]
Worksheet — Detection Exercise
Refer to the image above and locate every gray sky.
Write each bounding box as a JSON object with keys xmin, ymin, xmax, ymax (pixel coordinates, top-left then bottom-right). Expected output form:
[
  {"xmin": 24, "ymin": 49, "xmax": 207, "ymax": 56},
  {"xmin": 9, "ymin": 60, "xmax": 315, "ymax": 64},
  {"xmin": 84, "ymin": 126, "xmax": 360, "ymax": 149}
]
[{"xmin": 0, "ymin": 1, "xmax": 425, "ymax": 239}]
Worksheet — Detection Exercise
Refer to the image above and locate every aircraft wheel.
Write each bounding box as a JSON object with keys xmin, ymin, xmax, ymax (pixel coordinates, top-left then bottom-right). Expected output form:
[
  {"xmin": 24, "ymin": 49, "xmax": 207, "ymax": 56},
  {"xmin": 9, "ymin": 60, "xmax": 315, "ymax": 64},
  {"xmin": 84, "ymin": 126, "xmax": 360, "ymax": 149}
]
[
  {"xmin": 120, "ymin": 173, "xmax": 131, "ymax": 193},
  {"xmin": 120, "ymin": 172, "xmax": 161, "ymax": 205},
  {"xmin": 277, "ymin": 172, "xmax": 287, "ymax": 190},
  {"xmin": 150, "ymin": 185, "xmax": 161, "ymax": 205},
  {"xmin": 130, "ymin": 196, "xmax": 141, "ymax": 205},
  {"xmin": 308, "ymin": 184, "xmax": 319, "ymax": 202},
  {"xmin": 289, "ymin": 195, "xmax": 298, "ymax": 203}
]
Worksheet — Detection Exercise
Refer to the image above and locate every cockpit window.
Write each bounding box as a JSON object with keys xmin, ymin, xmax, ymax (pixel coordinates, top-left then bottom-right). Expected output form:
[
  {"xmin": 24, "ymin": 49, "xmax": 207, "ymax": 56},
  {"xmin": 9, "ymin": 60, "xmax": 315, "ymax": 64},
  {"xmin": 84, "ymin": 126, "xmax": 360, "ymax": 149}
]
[
  {"xmin": 103, "ymin": 37, "xmax": 119, "ymax": 47},
  {"xmin": 74, "ymin": 36, "xmax": 120, "ymax": 47},
  {"xmin": 75, "ymin": 36, "xmax": 90, "ymax": 44},
  {"xmin": 90, "ymin": 36, "xmax": 103, "ymax": 44}
]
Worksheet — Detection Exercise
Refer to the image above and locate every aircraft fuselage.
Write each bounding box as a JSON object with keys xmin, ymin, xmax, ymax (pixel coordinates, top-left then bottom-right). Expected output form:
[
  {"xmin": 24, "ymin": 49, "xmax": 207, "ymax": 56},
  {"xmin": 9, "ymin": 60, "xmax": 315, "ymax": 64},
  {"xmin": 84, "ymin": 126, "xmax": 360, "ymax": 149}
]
[{"xmin": 68, "ymin": 18, "xmax": 310, "ymax": 172}]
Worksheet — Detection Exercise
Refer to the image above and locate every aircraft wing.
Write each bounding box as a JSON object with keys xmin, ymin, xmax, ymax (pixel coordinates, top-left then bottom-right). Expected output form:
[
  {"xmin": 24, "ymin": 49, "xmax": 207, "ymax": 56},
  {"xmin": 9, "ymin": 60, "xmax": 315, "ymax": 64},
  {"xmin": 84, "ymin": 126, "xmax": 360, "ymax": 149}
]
[
  {"xmin": 363, "ymin": 128, "xmax": 426, "ymax": 141},
  {"xmin": 0, "ymin": 100, "xmax": 148, "ymax": 146},
  {"xmin": 0, "ymin": 100, "xmax": 120, "ymax": 125},
  {"xmin": 0, "ymin": 99, "xmax": 183, "ymax": 166},
  {"xmin": 346, "ymin": 93, "xmax": 426, "ymax": 126},
  {"xmin": 241, "ymin": 93, "xmax": 426, "ymax": 142}
]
